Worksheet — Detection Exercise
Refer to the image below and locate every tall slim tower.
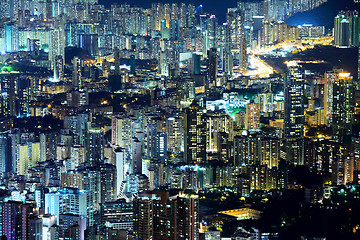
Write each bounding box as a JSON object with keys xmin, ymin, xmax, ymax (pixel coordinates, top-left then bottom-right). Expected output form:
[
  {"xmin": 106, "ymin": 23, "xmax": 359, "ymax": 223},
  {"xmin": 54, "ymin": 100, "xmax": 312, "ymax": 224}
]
[
  {"xmin": 184, "ymin": 101, "xmax": 206, "ymax": 164},
  {"xmin": 358, "ymin": 46, "xmax": 360, "ymax": 89},
  {"xmin": 334, "ymin": 12, "xmax": 350, "ymax": 47},
  {"xmin": 133, "ymin": 192, "xmax": 199, "ymax": 240},
  {"xmin": 222, "ymin": 23, "xmax": 233, "ymax": 76},
  {"xmin": 4, "ymin": 23, "xmax": 19, "ymax": 53},
  {"xmin": 284, "ymin": 62, "xmax": 304, "ymax": 165},
  {"xmin": 72, "ymin": 57, "xmax": 82, "ymax": 87},
  {"xmin": 332, "ymin": 72, "xmax": 354, "ymax": 143},
  {"xmin": 208, "ymin": 48, "xmax": 217, "ymax": 88},
  {"xmin": 239, "ymin": 37, "xmax": 247, "ymax": 71},
  {"xmin": 207, "ymin": 15, "xmax": 217, "ymax": 50},
  {"xmin": 227, "ymin": 9, "xmax": 244, "ymax": 49}
]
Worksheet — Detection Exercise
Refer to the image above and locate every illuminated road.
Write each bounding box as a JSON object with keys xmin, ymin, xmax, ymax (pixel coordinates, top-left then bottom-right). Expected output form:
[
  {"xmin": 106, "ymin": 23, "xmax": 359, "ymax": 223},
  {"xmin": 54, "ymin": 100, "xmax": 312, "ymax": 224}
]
[
  {"xmin": 244, "ymin": 36, "xmax": 333, "ymax": 79},
  {"xmin": 251, "ymin": 36, "xmax": 334, "ymax": 56},
  {"xmin": 245, "ymin": 55, "xmax": 274, "ymax": 79}
]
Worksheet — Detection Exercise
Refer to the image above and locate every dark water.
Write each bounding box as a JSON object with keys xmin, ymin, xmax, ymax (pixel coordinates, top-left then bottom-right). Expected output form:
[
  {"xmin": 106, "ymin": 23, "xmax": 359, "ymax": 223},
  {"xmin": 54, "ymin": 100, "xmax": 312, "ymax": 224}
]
[{"xmin": 99, "ymin": 0, "xmax": 359, "ymax": 26}]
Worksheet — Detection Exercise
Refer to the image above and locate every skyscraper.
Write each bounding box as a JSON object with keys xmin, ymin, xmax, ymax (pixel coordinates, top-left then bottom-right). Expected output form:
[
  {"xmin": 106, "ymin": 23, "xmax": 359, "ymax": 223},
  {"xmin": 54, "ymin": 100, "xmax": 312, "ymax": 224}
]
[
  {"xmin": 358, "ymin": 46, "xmax": 360, "ymax": 89},
  {"xmin": 169, "ymin": 19, "xmax": 179, "ymax": 41},
  {"xmin": 192, "ymin": 53, "xmax": 201, "ymax": 75},
  {"xmin": 239, "ymin": 37, "xmax": 247, "ymax": 71},
  {"xmin": 227, "ymin": 9, "xmax": 244, "ymax": 50},
  {"xmin": 58, "ymin": 214, "xmax": 86, "ymax": 240},
  {"xmin": 208, "ymin": 48, "xmax": 217, "ymax": 88},
  {"xmin": 86, "ymin": 127, "xmax": 105, "ymax": 166},
  {"xmin": 245, "ymin": 102, "xmax": 260, "ymax": 130},
  {"xmin": 2, "ymin": 201, "xmax": 38, "ymax": 240},
  {"xmin": 0, "ymin": 133, "xmax": 12, "ymax": 177},
  {"xmin": 184, "ymin": 101, "xmax": 206, "ymax": 164},
  {"xmin": 206, "ymin": 15, "xmax": 217, "ymax": 51},
  {"xmin": 284, "ymin": 62, "xmax": 304, "ymax": 165},
  {"xmin": 0, "ymin": 75, "xmax": 16, "ymax": 118},
  {"xmin": 114, "ymin": 147, "xmax": 126, "ymax": 197},
  {"xmin": 222, "ymin": 23, "xmax": 233, "ymax": 76},
  {"xmin": 111, "ymin": 114, "xmax": 131, "ymax": 150},
  {"xmin": 45, "ymin": 188, "xmax": 94, "ymax": 227},
  {"xmin": 72, "ymin": 57, "xmax": 82, "ymax": 87},
  {"xmin": 133, "ymin": 191, "xmax": 199, "ymax": 240},
  {"xmin": 324, "ymin": 70, "xmax": 355, "ymax": 143},
  {"xmin": 334, "ymin": 11, "xmax": 359, "ymax": 47},
  {"xmin": 350, "ymin": 11, "xmax": 359, "ymax": 47},
  {"xmin": 332, "ymin": 72, "xmax": 354, "ymax": 143},
  {"xmin": 5, "ymin": 24, "xmax": 19, "ymax": 53}
]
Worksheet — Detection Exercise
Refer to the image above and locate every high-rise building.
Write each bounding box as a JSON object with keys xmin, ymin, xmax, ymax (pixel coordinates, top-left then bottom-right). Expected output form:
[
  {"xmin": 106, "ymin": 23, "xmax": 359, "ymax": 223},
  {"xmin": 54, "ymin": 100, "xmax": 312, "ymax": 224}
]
[
  {"xmin": 234, "ymin": 134, "xmax": 280, "ymax": 168},
  {"xmin": 130, "ymin": 55, "xmax": 136, "ymax": 74},
  {"xmin": 227, "ymin": 9, "xmax": 244, "ymax": 50},
  {"xmin": 49, "ymin": 27, "xmax": 65, "ymax": 78},
  {"xmin": 221, "ymin": 23, "xmax": 233, "ymax": 76},
  {"xmin": 332, "ymin": 72, "xmax": 354, "ymax": 143},
  {"xmin": 358, "ymin": 46, "xmax": 360, "ymax": 88},
  {"xmin": 0, "ymin": 75, "xmax": 16, "ymax": 118},
  {"xmin": 16, "ymin": 141, "xmax": 40, "ymax": 175},
  {"xmin": 239, "ymin": 37, "xmax": 247, "ymax": 71},
  {"xmin": 334, "ymin": 11, "xmax": 359, "ymax": 47},
  {"xmin": 306, "ymin": 139, "xmax": 354, "ymax": 185},
  {"xmin": 78, "ymin": 34, "xmax": 98, "ymax": 56},
  {"xmin": 206, "ymin": 15, "xmax": 217, "ymax": 51},
  {"xmin": 64, "ymin": 113, "xmax": 88, "ymax": 138},
  {"xmin": 5, "ymin": 24, "xmax": 19, "ymax": 53},
  {"xmin": 184, "ymin": 101, "xmax": 206, "ymax": 164},
  {"xmin": 179, "ymin": 3, "xmax": 187, "ymax": 28},
  {"xmin": 58, "ymin": 214, "xmax": 86, "ymax": 240},
  {"xmin": 334, "ymin": 13, "xmax": 350, "ymax": 47},
  {"xmin": 111, "ymin": 114, "xmax": 131, "ymax": 150},
  {"xmin": 72, "ymin": 57, "xmax": 82, "ymax": 87},
  {"xmin": 208, "ymin": 48, "xmax": 217, "ymax": 88},
  {"xmin": 324, "ymin": 70, "xmax": 354, "ymax": 143},
  {"xmin": 166, "ymin": 116, "xmax": 183, "ymax": 153},
  {"xmin": 86, "ymin": 127, "xmax": 105, "ymax": 166},
  {"xmin": 187, "ymin": 4, "xmax": 196, "ymax": 28},
  {"xmin": 113, "ymin": 147, "xmax": 126, "ymax": 197},
  {"xmin": 45, "ymin": 188, "xmax": 94, "ymax": 227},
  {"xmin": 100, "ymin": 199, "xmax": 133, "ymax": 231},
  {"xmin": 169, "ymin": 19, "xmax": 179, "ymax": 41},
  {"xmin": 206, "ymin": 111, "xmax": 234, "ymax": 153},
  {"xmin": 0, "ymin": 134, "xmax": 12, "ymax": 177},
  {"xmin": 61, "ymin": 172, "xmax": 84, "ymax": 189},
  {"xmin": 192, "ymin": 53, "xmax": 201, "ymax": 75},
  {"xmin": 284, "ymin": 62, "xmax": 305, "ymax": 165},
  {"xmin": 29, "ymin": 217, "xmax": 42, "ymax": 240},
  {"xmin": 245, "ymin": 102, "xmax": 260, "ymax": 130},
  {"xmin": 133, "ymin": 191, "xmax": 199, "ymax": 240},
  {"xmin": 99, "ymin": 163, "xmax": 117, "ymax": 203},
  {"xmin": 2, "ymin": 201, "xmax": 38, "ymax": 240},
  {"xmin": 54, "ymin": 55, "xmax": 64, "ymax": 81}
]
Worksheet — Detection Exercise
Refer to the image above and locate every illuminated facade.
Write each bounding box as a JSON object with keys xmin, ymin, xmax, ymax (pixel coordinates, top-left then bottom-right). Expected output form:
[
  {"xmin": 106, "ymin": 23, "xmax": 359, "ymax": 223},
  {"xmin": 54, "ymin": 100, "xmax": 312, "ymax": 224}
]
[
  {"xmin": 332, "ymin": 72, "xmax": 354, "ymax": 143},
  {"xmin": 184, "ymin": 101, "xmax": 206, "ymax": 164},
  {"xmin": 284, "ymin": 62, "xmax": 304, "ymax": 165},
  {"xmin": 133, "ymin": 192, "xmax": 199, "ymax": 240},
  {"xmin": 45, "ymin": 188, "xmax": 95, "ymax": 227}
]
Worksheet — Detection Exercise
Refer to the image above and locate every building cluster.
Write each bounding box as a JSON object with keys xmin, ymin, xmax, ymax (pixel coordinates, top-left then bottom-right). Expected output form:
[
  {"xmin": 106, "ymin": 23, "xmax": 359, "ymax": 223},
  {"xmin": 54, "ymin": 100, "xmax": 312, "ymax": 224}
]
[
  {"xmin": 0, "ymin": 0, "xmax": 328, "ymax": 81},
  {"xmin": 334, "ymin": 11, "xmax": 360, "ymax": 47},
  {"xmin": 2, "ymin": 0, "xmax": 360, "ymax": 239}
]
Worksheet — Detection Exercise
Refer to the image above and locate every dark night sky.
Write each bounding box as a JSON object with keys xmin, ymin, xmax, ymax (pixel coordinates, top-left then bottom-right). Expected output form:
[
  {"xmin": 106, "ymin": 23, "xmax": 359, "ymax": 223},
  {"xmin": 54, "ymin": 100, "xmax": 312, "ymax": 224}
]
[
  {"xmin": 287, "ymin": 0, "xmax": 359, "ymax": 27},
  {"xmin": 99, "ymin": 0, "xmax": 359, "ymax": 26}
]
